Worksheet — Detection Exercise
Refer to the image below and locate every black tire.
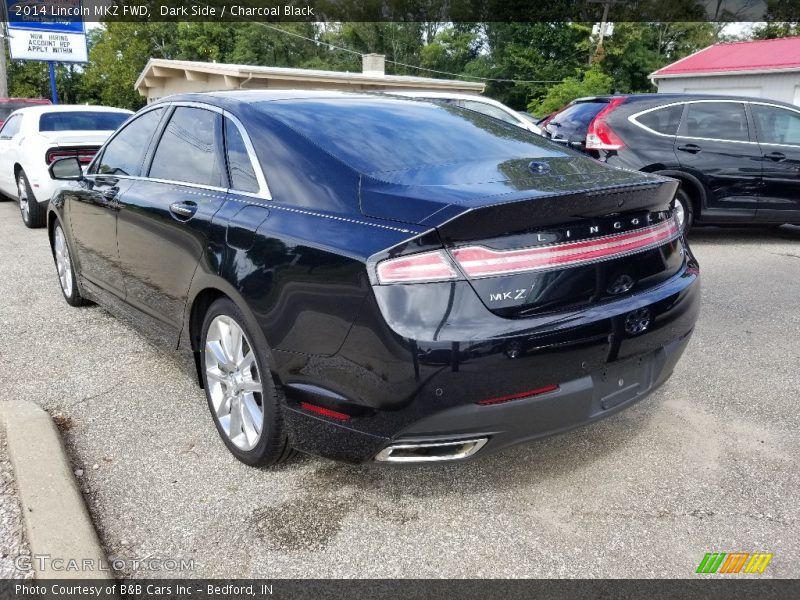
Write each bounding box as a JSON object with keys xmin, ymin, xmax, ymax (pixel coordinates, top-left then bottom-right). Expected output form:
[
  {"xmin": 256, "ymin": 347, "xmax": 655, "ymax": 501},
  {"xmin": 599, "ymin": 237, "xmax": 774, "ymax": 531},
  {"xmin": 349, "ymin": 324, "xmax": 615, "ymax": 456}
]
[
  {"xmin": 17, "ymin": 170, "xmax": 46, "ymax": 228},
  {"xmin": 200, "ymin": 298, "xmax": 295, "ymax": 466},
  {"xmin": 674, "ymin": 187, "xmax": 694, "ymax": 234},
  {"xmin": 52, "ymin": 221, "xmax": 89, "ymax": 307}
]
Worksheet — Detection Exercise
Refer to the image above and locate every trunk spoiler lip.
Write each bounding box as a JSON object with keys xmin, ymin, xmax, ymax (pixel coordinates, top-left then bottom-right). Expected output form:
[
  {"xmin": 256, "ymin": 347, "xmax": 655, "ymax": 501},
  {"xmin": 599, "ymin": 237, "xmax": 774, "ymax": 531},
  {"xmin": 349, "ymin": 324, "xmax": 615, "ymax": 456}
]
[{"xmin": 432, "ymin": 179, "xmax": 672, "ymax": 227}]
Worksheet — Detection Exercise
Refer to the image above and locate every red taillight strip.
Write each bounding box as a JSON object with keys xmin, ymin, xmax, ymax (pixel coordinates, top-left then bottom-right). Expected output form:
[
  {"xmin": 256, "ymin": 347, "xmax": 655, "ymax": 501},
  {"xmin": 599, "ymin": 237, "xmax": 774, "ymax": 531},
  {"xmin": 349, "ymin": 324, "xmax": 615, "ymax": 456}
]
[
  {"xmin": 477, "ymin": 384, "xmax": 560, "ymax": 406},
  {"xmin": 300, "ymin": 401, "xmax": 351, "ymax": 421},
  {"xmin": 452, "ymin": 217, "xmax": 679, "ymax": 278}
]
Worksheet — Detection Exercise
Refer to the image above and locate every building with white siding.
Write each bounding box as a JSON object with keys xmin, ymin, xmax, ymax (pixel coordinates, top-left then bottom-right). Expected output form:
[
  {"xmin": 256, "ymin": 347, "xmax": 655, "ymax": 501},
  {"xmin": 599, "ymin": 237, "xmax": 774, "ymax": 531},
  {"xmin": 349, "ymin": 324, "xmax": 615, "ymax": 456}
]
[
  {"xmin": 135, "ymin": 55, "xmax": 484, "ymax": 103},
  {"xmin": 651, "ymin": 37, "xmax": 800, "ymax": 105}
]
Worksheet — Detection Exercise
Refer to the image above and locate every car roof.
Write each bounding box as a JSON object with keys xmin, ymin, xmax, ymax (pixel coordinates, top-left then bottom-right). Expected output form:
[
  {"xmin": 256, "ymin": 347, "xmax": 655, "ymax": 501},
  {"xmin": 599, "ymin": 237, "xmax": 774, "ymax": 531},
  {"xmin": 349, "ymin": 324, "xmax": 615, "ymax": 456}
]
[
  {"xmin": 12, "ymin": 104, "xmax": 133, "ymax": 116},
  {"xmin": 387, "ymin": 91, "xmax": 498, "ymax": 102},
  {"xmin": 620, "ymin": 92, "xmax": 797, "ymax": 107}
]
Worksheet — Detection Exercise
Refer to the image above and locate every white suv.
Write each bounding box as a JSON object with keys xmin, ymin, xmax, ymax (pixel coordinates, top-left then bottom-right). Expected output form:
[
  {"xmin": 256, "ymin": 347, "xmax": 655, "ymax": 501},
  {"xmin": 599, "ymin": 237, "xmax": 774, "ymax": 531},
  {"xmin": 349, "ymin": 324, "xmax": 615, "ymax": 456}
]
[{"xmin": 0, "ymin": 105, "xmax": 132, "ymax": 228}]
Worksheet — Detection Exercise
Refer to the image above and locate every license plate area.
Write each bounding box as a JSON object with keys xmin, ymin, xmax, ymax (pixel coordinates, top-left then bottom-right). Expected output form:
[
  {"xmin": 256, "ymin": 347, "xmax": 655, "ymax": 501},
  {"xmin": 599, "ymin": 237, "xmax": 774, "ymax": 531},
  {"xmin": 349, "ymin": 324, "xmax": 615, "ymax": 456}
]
[{"xmin": 593, "ymin": 354, "xmax": 656, "ymax": 410}]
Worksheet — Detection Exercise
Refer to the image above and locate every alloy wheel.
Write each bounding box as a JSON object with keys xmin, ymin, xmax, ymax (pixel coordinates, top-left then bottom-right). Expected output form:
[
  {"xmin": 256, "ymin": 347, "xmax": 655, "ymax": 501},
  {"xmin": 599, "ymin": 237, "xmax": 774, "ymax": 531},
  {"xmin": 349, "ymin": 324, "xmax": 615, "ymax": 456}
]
[
  {"xmin": 204, "ymin": 315, "xmax": 264, "ymax": 451},
  {"xmin": 54, "ymin": 226, "xmax": 74, "ymax": 298},
  {"xmin": 674, "ymin": 200, "xmax": 686, "ymax": 231},
  {"xmin": 17, "ymin": 174, "xmax": 29, "ymax": 223}
]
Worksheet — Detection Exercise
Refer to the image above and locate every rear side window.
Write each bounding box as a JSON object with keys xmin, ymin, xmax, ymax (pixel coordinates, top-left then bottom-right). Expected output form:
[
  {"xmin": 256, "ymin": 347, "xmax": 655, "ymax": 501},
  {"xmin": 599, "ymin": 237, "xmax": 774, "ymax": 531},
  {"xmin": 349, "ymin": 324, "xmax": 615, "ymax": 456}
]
[
  {"xmin": 39, "ymin": 111, "xmax": 129, "ymax": 132},
  {"xmin": 0, "ymin": 114, "xmax": 22, "ymax": 139},
  {"xmin": 683, "ymin": 102, "xmax": 749, "ymax": 142},
  {"xmin": 751, "ymin": 104, "xmax": 800, "ymax": 146},
  {"xmin": 460, "ymin": 100, "xmax": 519, "ymax": 126},
  {"xmin": 150, "ymin": 107, "xmax": 224, "ymax": 187},
  {"xmin": 224, "ymin": 118, "xmax": 259, "ymax": 193},
  {"xmin": 95, "ymin": 108, "xmax": 164, "ymax": 177},
  {"xmin": 636, "ymin": 104, "xmax": 683, "ymax": 135}
]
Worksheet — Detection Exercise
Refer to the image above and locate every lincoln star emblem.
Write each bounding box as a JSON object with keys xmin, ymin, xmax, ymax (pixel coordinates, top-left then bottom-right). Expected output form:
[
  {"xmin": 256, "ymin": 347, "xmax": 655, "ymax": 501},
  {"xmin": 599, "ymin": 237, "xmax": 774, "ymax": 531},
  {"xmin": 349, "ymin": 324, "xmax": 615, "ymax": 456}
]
[{"xmin": 528, "ymin": 161, "xmax": 550, "ymax": 175}]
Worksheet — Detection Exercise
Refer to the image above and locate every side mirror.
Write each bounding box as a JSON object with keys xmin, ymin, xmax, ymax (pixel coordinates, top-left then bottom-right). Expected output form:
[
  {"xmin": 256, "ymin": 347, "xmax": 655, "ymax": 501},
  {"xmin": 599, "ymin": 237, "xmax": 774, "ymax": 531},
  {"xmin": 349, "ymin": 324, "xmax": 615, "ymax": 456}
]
[{"xmin": 49, "ymin": 156, "xmax": 83, "ymax": 181}]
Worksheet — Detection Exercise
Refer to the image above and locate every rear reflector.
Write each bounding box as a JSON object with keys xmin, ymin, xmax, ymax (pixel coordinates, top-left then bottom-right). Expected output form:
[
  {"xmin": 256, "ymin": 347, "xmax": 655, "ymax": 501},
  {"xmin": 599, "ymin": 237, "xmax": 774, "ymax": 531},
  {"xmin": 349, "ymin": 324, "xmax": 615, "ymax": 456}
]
[
  {"xmin": 300, "ymin": 402, "xmax": 351, "ymax": 421},
  {"xmin": 376, "ymin": 249, "xmax": 458, "ymax": 284},
  {"xmin": 477, "ymin": 384, "xmax": 559, "ymax": 406},
  {"xmin": 452, "ymin": 216, "xmax": 679, "ymax": 279}
]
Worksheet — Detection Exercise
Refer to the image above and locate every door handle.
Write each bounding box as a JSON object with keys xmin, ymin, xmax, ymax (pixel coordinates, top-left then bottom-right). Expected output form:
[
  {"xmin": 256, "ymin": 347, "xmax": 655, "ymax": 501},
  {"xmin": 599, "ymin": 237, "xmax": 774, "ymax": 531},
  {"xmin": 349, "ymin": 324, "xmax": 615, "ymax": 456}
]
[
  {"xmin": 764, "ymin": 151, "xmax": 786, "ymax": 161},
  {"xmin": 677, "ymin": 143, "xmax": 702, "ymax": 154},
  {"xmin": 169, "ymin": 201, "xmax": 198, "ymax": 219}
]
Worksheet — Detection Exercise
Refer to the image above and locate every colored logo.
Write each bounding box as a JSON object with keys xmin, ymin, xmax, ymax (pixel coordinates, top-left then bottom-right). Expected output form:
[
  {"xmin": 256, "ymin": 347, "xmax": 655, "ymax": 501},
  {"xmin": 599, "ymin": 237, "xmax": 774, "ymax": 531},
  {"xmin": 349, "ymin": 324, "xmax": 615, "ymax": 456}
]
[{"xmin": 696, "ymin": 552, "xmax": 773, "ymax": 574}]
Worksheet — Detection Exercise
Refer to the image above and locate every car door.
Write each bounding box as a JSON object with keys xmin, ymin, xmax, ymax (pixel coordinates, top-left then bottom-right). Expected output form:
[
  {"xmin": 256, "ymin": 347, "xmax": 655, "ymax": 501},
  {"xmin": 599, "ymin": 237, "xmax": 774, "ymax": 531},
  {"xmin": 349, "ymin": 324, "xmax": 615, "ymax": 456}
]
[
  {"xmin": 675, "ymin": 101, "xmax": 761, "ymax": 220},
  {"xmin": 0, "ymin": 114, "xmax": 23, "ymax": 195},
  {"xmin": 114, "ymin": 104, "xmax": 228, "ymax": 339},
  {"xmin": 749, "ymin": 102, "xmax": 800, "ymax": 223},
  {"xmin": 70, "ymin": 107, "xmax": 166, "ymax": 297}
]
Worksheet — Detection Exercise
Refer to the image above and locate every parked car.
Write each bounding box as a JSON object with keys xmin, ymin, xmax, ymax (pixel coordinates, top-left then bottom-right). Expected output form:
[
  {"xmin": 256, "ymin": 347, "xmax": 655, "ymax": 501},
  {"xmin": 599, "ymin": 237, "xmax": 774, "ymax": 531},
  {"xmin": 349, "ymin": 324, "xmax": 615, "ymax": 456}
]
[
  {"xmin": 543, "ymin": 93, "xmax": 800, "ymax": 232},
  {"xmin": 0, "ymin": 104, "xmax": 132, "ymax": 228},
  {"xmin": 47, "ymin": 91, "xmax": 699, "ymax": 466},
  {"xmin": 390, "ymin": 91, "xmax": 543, "ymax": 135},
  {"xmin": 0, "ymin": 97, "xmax": 51, "ymax": 128}
]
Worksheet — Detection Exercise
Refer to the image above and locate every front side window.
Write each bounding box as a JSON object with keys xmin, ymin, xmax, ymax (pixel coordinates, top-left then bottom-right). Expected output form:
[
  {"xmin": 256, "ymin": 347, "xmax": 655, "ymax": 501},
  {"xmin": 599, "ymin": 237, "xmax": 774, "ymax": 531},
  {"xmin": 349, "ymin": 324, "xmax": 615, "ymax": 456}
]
[
  {"xmin": 95, "ymin": 108, "xmax": 164, "ymax": 176},
  {"xmin": 636, "ymin": 104, "xmax": 683, "ymax": 135},
  {"xmin": 149, "ymin": 107, "xmax": 223, "ymax": 187},
  {"xmin": 0, "ymin": 115, "xmax": 22, "ymax": 139},
  {"xmin": 224, "ymin": 118, "xmax": 259, "ymax": 193},
  {"xmin": 751, "ymin": 104, "xmax": 800, "ymax": 146},
  {"xmin": 683, "ymin": 102, "xmax": 749, "ymax": 142}
]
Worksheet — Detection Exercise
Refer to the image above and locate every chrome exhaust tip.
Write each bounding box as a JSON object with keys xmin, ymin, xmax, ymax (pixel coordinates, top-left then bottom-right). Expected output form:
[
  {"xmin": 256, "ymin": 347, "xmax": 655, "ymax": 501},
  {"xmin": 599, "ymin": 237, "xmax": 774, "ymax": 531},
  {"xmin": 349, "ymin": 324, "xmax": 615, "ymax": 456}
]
[{"xmin": 374, "ymin": 438, "xmax": 488, "ymax": 463}]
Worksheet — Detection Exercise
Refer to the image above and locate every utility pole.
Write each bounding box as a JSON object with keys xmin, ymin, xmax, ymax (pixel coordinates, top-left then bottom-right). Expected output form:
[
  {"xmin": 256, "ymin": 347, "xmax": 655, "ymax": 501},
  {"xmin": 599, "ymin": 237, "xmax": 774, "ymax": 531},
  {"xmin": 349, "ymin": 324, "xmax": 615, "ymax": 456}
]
[
  {"xmin": 588, "ymin": 0, "xmax": 626, "ymax": 64},
  {"xmin": 0, "ymin": 3, "xmax": 8, "ymax": 97}
]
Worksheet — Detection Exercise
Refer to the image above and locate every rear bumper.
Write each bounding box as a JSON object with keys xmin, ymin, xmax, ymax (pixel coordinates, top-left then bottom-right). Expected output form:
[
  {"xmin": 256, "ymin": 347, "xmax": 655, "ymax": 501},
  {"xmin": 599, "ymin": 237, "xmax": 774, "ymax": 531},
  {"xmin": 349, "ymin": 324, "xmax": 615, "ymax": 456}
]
[
  {"xmin": 283, "ymin": 330, "xmax": 692, "ymax": 463},
  {"xmin": 280, "ymin": 257, "xmax": 700, "ymax": 464}
]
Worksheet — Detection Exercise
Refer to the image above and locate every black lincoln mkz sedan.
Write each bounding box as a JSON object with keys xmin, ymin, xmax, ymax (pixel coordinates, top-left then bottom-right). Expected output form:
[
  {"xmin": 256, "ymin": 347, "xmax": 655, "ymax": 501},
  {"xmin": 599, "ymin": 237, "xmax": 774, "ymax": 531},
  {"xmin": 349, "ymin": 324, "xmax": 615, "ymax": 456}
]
[{"xmin": 47, "ymin": 91, "xmax": 700, "ymax": 465}]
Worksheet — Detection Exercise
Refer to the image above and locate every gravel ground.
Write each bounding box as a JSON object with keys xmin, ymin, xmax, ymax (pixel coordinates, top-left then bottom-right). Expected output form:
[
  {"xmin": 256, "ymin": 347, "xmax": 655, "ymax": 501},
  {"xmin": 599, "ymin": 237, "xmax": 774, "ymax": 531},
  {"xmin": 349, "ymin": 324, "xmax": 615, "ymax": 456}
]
[
  {"xmin": 0, "ymin": 199, "xmax": 798, "ymax": 579},
  {"xmin": 0, "ymin": 428, "xmax": 33, "ymax": 579}
]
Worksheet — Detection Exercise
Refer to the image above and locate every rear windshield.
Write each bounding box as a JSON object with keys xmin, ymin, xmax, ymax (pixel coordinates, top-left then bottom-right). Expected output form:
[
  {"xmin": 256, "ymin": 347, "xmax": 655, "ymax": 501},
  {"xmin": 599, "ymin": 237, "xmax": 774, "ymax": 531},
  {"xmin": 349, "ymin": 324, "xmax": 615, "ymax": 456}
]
[
  {"xmin": 549, "ymin": 101, "xmax": 607, "ymax": 132},
  {"xmin": 256, "ymin": 98, "xmax": 560, "ymax": 174},
  {"xmin": 38, "ymin": 111, "xmax": 129, "ymax": 132}
]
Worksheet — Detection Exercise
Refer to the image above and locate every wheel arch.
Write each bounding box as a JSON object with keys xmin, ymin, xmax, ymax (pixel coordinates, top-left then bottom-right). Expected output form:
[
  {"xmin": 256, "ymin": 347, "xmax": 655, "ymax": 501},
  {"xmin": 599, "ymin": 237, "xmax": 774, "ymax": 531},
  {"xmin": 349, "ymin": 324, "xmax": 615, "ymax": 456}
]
[
  {"xmin": 183, "ymin": 278, "xmax": 280, "ymax": 390},
  {"xmin": 652, "ymin": 169, "xmax": 706, "ymax": 218}
]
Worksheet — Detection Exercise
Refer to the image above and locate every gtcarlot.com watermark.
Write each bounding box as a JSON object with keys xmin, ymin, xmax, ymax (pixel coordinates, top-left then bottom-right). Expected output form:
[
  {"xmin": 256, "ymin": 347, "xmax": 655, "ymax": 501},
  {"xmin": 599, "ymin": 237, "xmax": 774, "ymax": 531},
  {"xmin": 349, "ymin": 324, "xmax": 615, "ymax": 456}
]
[{"xmin": 15, "ymin": 554, "xmax": 195, "ymax": 573}]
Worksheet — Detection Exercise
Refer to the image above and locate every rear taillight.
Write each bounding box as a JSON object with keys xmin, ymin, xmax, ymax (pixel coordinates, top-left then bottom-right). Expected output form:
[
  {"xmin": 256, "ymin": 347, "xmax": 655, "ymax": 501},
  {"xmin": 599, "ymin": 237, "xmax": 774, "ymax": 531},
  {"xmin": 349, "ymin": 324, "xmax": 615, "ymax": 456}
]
[
  {"xmin": 376, "ymin": 250, "xmax": 459, "ymax": 284},
  {"xmin": 46, "ymin": 149, "xmax": 97, "ymax": 165},
  {"xmin": 585, "ymin": 97, "xmax": 626, "ymax": 151},
  {"xmin": 451, "ymin": 216, "xmax": 679, "ymax": 279}
]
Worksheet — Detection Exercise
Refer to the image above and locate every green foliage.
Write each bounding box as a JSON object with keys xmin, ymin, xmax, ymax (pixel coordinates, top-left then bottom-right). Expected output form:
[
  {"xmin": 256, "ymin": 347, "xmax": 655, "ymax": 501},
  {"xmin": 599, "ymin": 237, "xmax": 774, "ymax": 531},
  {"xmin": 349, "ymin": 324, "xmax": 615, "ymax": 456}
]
[
  {"xmin": 2, "ymin": 19, "xmax": 732, "ymax": 114},
  {"xmin": 527, "ymin": 66, "xmax": 613, "ymax": 116}
]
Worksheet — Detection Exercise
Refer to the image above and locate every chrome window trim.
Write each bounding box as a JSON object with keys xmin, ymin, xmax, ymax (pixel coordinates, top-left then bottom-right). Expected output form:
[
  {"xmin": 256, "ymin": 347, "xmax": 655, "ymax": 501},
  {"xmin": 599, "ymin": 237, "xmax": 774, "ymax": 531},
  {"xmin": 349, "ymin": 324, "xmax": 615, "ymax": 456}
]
[
  {"xmin": 629, "ymin": 98, "xmax": 800, "ymax": 148},
  {"xmin": 629, "ymin": 99, "xmax": 754, "ymax": 145},
  {"xmin": 222, "ymin": 110, "xmax": 272, "ymax": 200},
  {"xmin": 86, "ymin": 100, "xmax": 272, "ymax": 200}
]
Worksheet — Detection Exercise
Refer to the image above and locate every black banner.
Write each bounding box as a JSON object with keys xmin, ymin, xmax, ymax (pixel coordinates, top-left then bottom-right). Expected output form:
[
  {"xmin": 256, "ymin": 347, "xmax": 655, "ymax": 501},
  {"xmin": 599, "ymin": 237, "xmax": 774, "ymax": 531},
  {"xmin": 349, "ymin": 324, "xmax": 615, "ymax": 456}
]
[
  {"xmin": 4, "ymin": 0, "xmax": 800, "ymax": 23},
  {"xmin": 2, "ymin": 579, "xmax": 800, "ymax": 600}
]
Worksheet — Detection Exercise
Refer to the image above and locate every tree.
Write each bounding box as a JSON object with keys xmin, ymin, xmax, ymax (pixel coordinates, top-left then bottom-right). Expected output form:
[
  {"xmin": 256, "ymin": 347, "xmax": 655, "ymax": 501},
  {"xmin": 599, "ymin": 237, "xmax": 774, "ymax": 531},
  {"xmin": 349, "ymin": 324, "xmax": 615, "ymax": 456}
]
[
  {"xmin": 527, "ymin": 66, "xmax": 613, "ymax": 115},
  {"xmin": 601, "ymin": 22, "xmax": 716, "ymax": 93}
]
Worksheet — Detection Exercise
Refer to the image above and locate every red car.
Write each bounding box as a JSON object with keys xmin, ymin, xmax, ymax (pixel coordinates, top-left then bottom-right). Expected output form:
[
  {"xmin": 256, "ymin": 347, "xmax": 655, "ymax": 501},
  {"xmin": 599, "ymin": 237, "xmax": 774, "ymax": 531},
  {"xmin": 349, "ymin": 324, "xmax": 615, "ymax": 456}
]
[{"xmin": 0, "ymin": 97, "xmax": 51, "ymax": 128}]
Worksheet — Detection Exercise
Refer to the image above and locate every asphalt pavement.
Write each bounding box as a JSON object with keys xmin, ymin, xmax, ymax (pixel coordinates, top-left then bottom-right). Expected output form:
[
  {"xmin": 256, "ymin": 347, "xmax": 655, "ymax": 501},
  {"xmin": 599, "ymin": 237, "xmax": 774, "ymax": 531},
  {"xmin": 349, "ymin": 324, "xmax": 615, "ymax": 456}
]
[{"xmin": 0, "ymin": 199, "xmax": 797, "ymax": 578}]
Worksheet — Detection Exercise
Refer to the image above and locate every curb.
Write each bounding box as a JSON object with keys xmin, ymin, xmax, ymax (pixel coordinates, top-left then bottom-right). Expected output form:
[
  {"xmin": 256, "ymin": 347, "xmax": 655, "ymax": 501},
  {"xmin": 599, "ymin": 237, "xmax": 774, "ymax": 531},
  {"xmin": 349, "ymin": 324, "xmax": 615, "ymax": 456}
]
[{"xmin": 0, "ymin": 401, "xmax": 111, "ymax": 580}]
